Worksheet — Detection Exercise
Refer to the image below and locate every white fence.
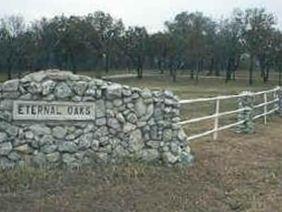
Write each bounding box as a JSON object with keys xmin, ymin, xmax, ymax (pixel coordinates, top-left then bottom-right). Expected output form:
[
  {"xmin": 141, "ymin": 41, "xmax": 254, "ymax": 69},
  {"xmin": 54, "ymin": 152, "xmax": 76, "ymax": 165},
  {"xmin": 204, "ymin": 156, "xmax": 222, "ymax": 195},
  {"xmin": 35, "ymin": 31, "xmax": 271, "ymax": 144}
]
[{"xmin": 179, "ymin": 87, "xmax": 281, "ymax": 142}]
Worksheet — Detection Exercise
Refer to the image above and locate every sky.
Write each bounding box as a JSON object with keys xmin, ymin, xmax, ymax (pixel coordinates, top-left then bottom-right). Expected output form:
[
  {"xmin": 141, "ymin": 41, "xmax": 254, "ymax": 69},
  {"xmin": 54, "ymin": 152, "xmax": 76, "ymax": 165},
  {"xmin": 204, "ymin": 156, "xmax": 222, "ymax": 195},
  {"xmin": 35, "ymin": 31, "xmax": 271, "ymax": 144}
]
[{"xmin": 0, "ymin": 0, "xmax": 282, "ymax": 32}]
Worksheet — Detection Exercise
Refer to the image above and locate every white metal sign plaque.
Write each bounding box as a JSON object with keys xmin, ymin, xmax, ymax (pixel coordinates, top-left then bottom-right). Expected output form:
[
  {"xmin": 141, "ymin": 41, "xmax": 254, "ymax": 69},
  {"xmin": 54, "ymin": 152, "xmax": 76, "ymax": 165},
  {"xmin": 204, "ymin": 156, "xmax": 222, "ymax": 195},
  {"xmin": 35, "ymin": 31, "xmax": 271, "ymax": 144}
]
[{"xmin": 13, "ymin": 101, "xmax": 95, "ymax": 121}]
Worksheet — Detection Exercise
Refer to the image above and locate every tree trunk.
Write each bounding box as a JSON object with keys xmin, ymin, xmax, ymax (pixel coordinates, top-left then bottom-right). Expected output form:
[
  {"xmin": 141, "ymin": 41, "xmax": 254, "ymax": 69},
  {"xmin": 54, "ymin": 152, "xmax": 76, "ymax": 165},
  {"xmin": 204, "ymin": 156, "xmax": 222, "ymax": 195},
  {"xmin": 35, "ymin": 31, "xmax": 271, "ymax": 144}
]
[
  {"xmin": 232, "ymin": 56, "xmax": 240, "ymax": 81},
  {"xmin": 8, "ymin": 67, "xmax": 12, "ymax": 80},
  {"xmin": 172, "ymin": 68, "xmax": 176, "ymax": 82},
  {"xmin": 215, "ymin": 61, "xmax": 220, "ymax": 76},
  {"xmin": 105, "ymin": 53, "xmax": 110, "ymax": 74},
  {"xmin": 190, "ymin": 61, "xmax": 195, "ymax": 79},
  {"xmin": 249, "ymin": 55, "xmax": 254, "ymax": 85},
  {"xmin": 158, "ymin": 59, "xmax": 164, "ymax": 74},
  {"xmin": 169, "ymin": 59, "xmax": 173, "ymax": 76},
  {"xmin": 137, "ymin": 57, "xmax": 143, "ymax": 79},
  {"xmin": 137, "ymin": 66, "xmax": 143, "ymax": 79},
  {"xmin": 225, "ymin": 58, "xmax": 232, "ymax": 83},
  {"xmin": 70, "ymin": 53, "xmax": 77, "ymax": 74},
  {"xmin": 279, "ymin": 66, "xmax": 282, "ymax": 86},
  {"xmin": 232, "ymin": 70, "xmax": 236, "ymax": 81},
  {"xmin": 263, "ymin": 65, "xmax": 270, "ymax": 83},
  {"xmin": 259, "ymin": 56, "xmax": 266, "ymax": 79},
  {"xmin": 207, "ymin": 58, "xmax": 214, "ymax": 76},
  {"xmin": 195, "ymin": 60, "xmax": 200, "ymax": 83}
]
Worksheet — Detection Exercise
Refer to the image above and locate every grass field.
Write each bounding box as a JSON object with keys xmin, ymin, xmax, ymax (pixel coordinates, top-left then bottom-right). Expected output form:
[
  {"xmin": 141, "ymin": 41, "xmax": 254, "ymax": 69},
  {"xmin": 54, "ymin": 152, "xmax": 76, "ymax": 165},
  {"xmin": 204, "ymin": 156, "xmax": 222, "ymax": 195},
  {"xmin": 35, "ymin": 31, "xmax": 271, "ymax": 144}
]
[{"xmin": 0, "ymin": 73, "xmax": 281, "ymax": 211}]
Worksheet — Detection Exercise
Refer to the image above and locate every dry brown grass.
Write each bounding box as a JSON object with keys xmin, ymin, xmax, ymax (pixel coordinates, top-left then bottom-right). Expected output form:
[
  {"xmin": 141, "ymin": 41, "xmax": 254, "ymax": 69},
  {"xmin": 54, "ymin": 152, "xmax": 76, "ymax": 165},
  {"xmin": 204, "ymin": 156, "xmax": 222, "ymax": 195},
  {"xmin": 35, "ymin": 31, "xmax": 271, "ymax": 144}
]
[
  {"xmin": 0, "ymin": 118, "xmax": 281, "ymax": 212},
  {"xmin": 0, "ymin": 74, "xmax": 281, "ymax": 212}
]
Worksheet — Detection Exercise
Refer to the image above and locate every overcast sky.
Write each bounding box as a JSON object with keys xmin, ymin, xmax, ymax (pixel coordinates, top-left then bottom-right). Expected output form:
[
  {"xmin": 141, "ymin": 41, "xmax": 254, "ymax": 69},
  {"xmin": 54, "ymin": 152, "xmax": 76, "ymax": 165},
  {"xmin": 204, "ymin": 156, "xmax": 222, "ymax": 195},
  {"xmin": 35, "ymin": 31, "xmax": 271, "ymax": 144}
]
[{"xmin": 0, "ymin": 0, "xmax": 281, "ymax": 32}]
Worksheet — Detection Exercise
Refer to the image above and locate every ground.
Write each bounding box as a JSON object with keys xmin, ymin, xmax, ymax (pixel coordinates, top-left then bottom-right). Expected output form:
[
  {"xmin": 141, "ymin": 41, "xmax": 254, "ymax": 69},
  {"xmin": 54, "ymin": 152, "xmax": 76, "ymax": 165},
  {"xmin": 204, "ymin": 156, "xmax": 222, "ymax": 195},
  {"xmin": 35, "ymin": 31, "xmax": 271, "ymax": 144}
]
[{"xmin": 0, "ymin": 73, "xmax": 281, "ymax": 212}]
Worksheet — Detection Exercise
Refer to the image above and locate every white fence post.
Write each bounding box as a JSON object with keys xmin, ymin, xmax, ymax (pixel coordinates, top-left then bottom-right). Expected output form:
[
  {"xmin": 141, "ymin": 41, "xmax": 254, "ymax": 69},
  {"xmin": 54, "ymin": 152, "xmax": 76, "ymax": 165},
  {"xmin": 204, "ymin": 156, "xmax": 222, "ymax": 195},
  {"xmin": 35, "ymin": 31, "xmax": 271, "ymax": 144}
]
[
  {"xmin": 263, "ymin": 92, "xmax": 267, "ymax": 124},
  {"xmin": 213, "ymin": 99, "xmax": 220, "ymax": 140}
]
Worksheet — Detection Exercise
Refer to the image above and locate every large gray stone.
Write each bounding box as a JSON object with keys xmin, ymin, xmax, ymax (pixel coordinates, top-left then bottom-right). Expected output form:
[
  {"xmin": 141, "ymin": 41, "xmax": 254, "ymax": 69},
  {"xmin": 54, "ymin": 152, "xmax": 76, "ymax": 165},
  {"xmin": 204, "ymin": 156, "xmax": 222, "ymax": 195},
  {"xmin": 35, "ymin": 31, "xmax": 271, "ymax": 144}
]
[
  {"xmin": 105, "ymin": 101, "xmax": 113, "ymax": 109},
  {"xmin": 52, "ymin": 126, "xmax": 67, "ymax": 139},
  {"xmin": 126, "ymin": 113, "xmax": 138, "ymax": 124},
  {"xmin": 107, "ymin": 118, "xmax": 121, "ymax": 130},
  {"xmin": 278, "ymin": 90, "xmax": 282, "ymax": 116},
  {"xmin": 15, "ymin": 144, "xmax": 33, "ymax": 154},
  {"xmin": 30, "ymin": 71, "xmax": 47, "ymax": 82},
  {"xmin": 95, "ymin": 152, "xmax": 108, "ymax": 163},
  {"xmin": 113, "ymin": 99, "xmax": 123, "ymax": 107},
  {"xmin": 128, "ymin": 129, "xmax": 144, "ymax": 152},
  {"xmin": 123, "ymin": 123, "xmax": 136, "ymax": 133},
  {"xmin": 73, "ymin": 81, "xmax": 88, "ymax": 96},
  {"xmin": 96, "ymin": 100, "xmax": 106, "ymax": 118},
  {"xmin": 78, "ymin": 133, "xmax": 92, "ymax": 150},
  {"xmin": 41, "ymin": 144, "xmax": 57, "ymax": 154},
  {"xmin": 54, "ymin": 82, "xmax": 73, "ymax": 99},
  {"xmin": 0, "ymin": 132, "xmax": 7, "ymax": 143},
  {"xmin": 113, "ymin": 145, "xmax": 128, "ymax": 158},
  {"xmin": 177, "ymin": 129, "xmax": 187, "ymax": 141},
  {"xmin": 0, "ymin": 100, "xmax": 13, "ymax": 111},
  {"xmin": 106, "ymin": 84, "xmax": 122, "ymax": 99},
  {"xmin": 85, "ymin": 80, "xmax": 97, "ymax": 96},
  {"xmin": 0, "ymin": 122, "xmax": 18, "ymax": 137},
  {"xmin": 164, "ymin": 90, "xmax": 174, "ymax": 98},
  {"xmin": 3, "ymin": 79, "xmax": 19, "ymax": 92},
  {"xmin": 162, "ymin": 152, "xmax": 179, "ymax": 164},
  {"xmin": 13, "ymin": 139, "xmax": 28, "ymax": 147},
  {"xmin": 170, "ymin": 142, "xmax": 181, "ymax": 155},
  {"xmin": 146, "ymin": 104, "xmax": 154, "ymax": 120},
  {"xmin": 39, "ymin": 135, "xmax": 54, "ymax": 146},
  {"xmin": 27, "ymin": 81, "xmax": 42, "ymax": 94},
  {"xmin": 91, "ymin": 139, "xmax": 100, "ymax": 151},
  {"xmin": 42, "ymin": 80, "xmax": 56, "ymax": 95},
  {"xmin": 0, "ymin": 157, "xmax": 15, "ymax": 169},
  {"xmin": 142, "ymin": 149, "xmax": 159, "ymax": 162},
  {"xmin": 59, "ymin": 142, "xmax": 78, "ymax": 153},
  {"xmin": 47, "ymin": 70, "xmax": 72, "ymax": 80},
  {"xmin": 62, "ymin": 153, "xmax": 76, "ymax": 165},
  {"xmin": 122, "ymin": 89, "xmax": 132, "ymax": 97},
  {"xmin": 8, "ymin": 151, "xmax": 21, "ymax": 161},
  {"xmin": 25, "ymin": 131, "xmax": 34, "ymax": 140},
  {"xmin": 163, "ymin": 129, "xmax": 173, "ymax": 142},
  {"xmin": 75, "ymin": 151, "xmax": 85, "ymax": 160},
  {"xmin": 46, "ymin": 152, "xmax": 60, "ymax": 163},
  {"xmin": 116, "ymin": 113, "xmax": 125, "ymax": 123},
  {"xmin": 140, "ymin": 88, "xmax": 152, "ymax": 99},
  {"xmin": 30, "ymin": 125, "xmax": 51, "ymax": 136},
  {"xmin": 179, "ymin": 151, "xmax": 194, "ymax": 165},
  {"xmin": 0, "ymin": 142, "xmax": 12, "ymax": 155},
  {"xmin": 43, "ymin": 94, "xmax": 55, "ymax": 101},
  {"xmin": 96, "ymin": 118, "xmax": 107, "ymax": 126},
  {"xmin": 32, "ymin": 153, "xmax": 47, "ymax": 167},
  {"xmin": 84, "ymin": 124, "xmax": 95, "ymax": 133},
  {"xmin": 19, "ymin": 93, "xmax": 33, "ymax": 100},
  {"xmin": 146, "ymin": 140, "xmax": 160, "ymax": 149},
  {"xmin": 135, "ymin": 99, "xmax": 147, "ymax": 118},
  {"xmin": 96, "ymin": 89, "xmax": 102, "ymax": 98}
]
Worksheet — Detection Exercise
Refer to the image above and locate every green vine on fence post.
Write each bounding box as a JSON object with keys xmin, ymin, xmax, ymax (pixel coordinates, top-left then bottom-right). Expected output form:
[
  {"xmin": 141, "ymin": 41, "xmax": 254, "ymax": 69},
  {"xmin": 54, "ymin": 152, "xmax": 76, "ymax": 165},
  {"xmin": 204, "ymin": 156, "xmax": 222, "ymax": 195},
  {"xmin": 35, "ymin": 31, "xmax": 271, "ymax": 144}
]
[{"xmin": 237, "ymin": 91, "xmax": 254, "ymax": 134}]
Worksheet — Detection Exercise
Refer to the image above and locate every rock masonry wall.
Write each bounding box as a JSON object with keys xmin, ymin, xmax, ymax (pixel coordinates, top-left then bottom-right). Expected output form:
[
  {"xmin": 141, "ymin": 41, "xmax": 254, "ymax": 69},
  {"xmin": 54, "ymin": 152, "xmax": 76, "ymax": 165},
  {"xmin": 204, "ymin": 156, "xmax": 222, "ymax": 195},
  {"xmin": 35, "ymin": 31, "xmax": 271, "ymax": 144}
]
[{"xmin": 0, "ymin": 70, "xmax": 193, "ymax": 169}]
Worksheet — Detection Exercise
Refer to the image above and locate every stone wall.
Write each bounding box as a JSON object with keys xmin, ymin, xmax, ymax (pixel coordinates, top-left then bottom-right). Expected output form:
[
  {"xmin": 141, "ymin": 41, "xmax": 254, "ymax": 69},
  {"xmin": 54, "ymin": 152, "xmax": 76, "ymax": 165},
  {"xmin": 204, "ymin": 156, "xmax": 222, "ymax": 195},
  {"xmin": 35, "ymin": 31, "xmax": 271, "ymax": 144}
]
[
  {"xmin": 279, "ymin": 89, "xmax": 282, "ymax": 116},
  {"xmin": 0, "ymin": 70, "xmax": 193, "ymax": 169}
]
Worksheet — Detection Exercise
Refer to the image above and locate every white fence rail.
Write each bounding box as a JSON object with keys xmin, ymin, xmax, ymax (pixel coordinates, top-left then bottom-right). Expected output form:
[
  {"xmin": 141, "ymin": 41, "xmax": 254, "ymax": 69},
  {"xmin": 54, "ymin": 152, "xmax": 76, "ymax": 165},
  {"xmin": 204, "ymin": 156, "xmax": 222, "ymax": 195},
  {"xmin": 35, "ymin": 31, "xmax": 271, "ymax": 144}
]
[{"xmin": 179, "ymin": 87, "xmax": 281, "ymax": 142}]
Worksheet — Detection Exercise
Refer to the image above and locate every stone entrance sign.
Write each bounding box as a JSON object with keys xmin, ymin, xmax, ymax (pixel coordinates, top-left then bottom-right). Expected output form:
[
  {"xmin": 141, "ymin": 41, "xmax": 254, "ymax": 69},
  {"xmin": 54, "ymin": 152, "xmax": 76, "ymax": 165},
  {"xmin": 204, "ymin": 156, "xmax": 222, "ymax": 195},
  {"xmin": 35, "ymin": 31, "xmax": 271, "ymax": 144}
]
[
  {"xmin": 13, "ymin": 101, "xmax": 95, "ymax": 121},
  {"xmin": 0, "ymin": 70, "xmax": 193, "ymax": 169}
]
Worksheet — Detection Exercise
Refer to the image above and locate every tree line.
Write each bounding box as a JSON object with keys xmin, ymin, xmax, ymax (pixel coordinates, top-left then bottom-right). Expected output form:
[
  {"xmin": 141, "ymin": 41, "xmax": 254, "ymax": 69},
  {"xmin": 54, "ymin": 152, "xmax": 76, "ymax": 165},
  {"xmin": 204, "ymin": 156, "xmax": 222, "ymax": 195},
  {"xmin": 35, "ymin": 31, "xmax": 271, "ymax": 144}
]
[{"xmin": 0, "ymin": 8, "xmax": 282, "ymax": 85}]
